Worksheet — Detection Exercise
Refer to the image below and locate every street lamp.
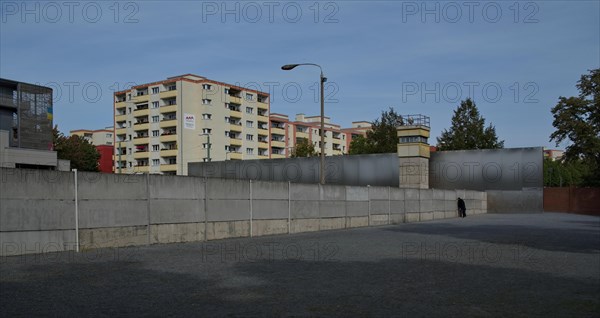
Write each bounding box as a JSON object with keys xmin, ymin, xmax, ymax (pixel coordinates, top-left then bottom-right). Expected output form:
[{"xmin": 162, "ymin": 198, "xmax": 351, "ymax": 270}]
[
  {"xmin": 200, "ymin": 133, "xmax": 211, "ymax": 162},
  {"xmin": 281, "ymin": 63, "xmax": 327, "ymax": 184}
]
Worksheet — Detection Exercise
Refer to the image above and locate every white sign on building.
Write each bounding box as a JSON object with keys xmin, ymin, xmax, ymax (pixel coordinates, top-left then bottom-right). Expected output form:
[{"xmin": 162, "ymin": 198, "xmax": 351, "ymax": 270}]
[{"xmin": 184, "ymin": 114, "xmax": 195, "ymax": 130}]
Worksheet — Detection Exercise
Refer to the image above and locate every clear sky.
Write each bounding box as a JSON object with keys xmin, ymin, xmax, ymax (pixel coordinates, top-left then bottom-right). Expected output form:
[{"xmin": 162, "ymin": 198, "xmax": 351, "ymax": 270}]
[{"xmin": 1, "ymin": 1, "xmax": 598, "ymax": 149}]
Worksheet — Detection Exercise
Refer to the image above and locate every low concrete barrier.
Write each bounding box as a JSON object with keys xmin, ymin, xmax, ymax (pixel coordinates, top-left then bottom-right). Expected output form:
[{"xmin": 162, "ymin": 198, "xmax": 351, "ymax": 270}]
[{"xmin": 0, "ymin": 168, "xmax": 487, "ymax": 256}]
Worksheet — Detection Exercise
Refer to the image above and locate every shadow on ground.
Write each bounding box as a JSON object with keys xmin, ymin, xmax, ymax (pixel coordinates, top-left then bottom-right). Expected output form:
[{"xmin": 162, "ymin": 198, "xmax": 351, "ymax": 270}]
[
  {"xmin": 1, "ymin": 256, "xmax": 599, "ymax": 317},
  {"xmin": 384, "ymin": 222, "xmax": 600, "ymax": 254}
]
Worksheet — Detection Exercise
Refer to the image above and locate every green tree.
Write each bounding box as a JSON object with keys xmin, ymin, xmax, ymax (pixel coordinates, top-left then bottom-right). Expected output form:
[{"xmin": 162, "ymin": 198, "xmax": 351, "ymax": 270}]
[
  {"xmin": 437, "ymin": 98, "xmax": 504, "ymax": 150},
  {"xmin": 53, "ymin": 126, "xmax": 100, "ymax": 171},
  {"xmin": 290, "ymin": 138, "xmax": 317, "ymax": 158},
  {"xmin": 549, "ymin": 68, "xmax": 600, "ymax": 186},
  {"xmin": 349, "ymin": 107, "xmax": 402, "ymax": 154},
  {"xmin": 543, "ymin": 158, "xmax": 589, "ymax": 187}
]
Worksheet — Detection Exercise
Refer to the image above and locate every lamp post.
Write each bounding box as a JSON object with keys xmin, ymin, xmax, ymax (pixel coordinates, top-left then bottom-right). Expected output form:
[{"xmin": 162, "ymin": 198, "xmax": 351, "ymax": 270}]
[
  {"xmin": 281, "ymin": 63, "xmax": 327, "ymax": 184},
  {"xmin": 200, "ymin": 133, "xmax": 211, "ymax": 162}
]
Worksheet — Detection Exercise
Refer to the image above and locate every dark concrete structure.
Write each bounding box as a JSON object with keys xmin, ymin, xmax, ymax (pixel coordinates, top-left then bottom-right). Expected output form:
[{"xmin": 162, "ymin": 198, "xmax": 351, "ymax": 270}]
[{"xmin": 0, "ymin": 78, "xmax": 53, "ymax": 151}]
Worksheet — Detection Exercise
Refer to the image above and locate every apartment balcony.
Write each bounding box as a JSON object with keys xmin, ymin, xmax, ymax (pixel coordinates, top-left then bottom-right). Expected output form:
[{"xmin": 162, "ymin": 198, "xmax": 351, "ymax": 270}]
[
  {"xmin": 134, "ymin": 165, "xmax": 150, "ymax": 173},
  {"xmin": 134, "ymin": 123, "xmax": 149, "ymax": 131},
  {"xmin": 271, "ymin": 127, "xmax": 285, "ymax": 135},
  {"xmin": 160, "ymin": 134, "xmax": 177, "ymax": 142},
  {"xmin": 228, "ymin": 96, "xmax": 242, "ymax": 104},
  {"xmin": 133, "ymin": 108, "xmax": 150, "ymax": 116},
  {"xmin": 133, "ymin": 137, "xmax": 149, "ymax": 145},
  {"xmin": 160, "ymin": 164, "xmax": 178, "ymax": 172},
  {"xmin": 229, "ymin": 138, "xmax": 242, "ymax": 146},
  {"xmin": 229, "ymin": 124, "xmax": 242, "ymax": 132},
  {"xmin": 257, "ymin": 101, "xmax": 268, "ymax": 110},
  {"xmin": 296, "ymin": 131, "xmax": 308, "ymax": 139},
  {"xmin": 229, "ymin": 152, "xmax": 242, "ymax": 160},
  {"xmin": 115, "ymin": 101, "xmax": 126, "ymax": 108},
  {"xmin": 271, "ymin": 140, "xmax": 285, "ymax": 148},
  {"xmin": 159, "ymin": 90, "xmax": 177, "ymax": 99},
  {"xmin": 160, "ymin": 149, "xmax": 178, "ymax": 157},
  {"xmin": 133, "ymin": 151, "xmax": 149, "ymax": 159},
  {"xmin": 115, "ymin": 127, "xmax": 127, "ymax": 135},
  {"xmin": 258, "ymin": 125, "xmax": 268, "ymax": 131},
  {"xmin": 160, "ymin": 105, "xmax": 177, "ymax": 113},
  {"xmin": 160, "ymin": 120, "xmax": 177, "ymax": 128},
  {"xmin": 115, "ymin": 114, "xmax": 127, "ymax": 122},
  {"xmin": 258, "ymin": 154, "xmax": 269, "ymax": 159},
  {"xmin": 133, "ymin": 94, "xmax": 149, "ymax": 103},
  {"xmin": 271, "ymin": 153, "xmax": 285, "ymax": 159},
  {"xmin": 257, "ymin": 115, "xmax": 269, "ymax": 122},
  {"xmin": 229, "ymin": 109, "xmax": 242, "ymax": 118}
]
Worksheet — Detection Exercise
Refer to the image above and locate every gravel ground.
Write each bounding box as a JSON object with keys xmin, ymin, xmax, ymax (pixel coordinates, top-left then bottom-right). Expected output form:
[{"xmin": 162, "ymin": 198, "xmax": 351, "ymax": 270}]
[{"xmin": 1, "ymin": 212, "xmax": 599, "ymax": 317}]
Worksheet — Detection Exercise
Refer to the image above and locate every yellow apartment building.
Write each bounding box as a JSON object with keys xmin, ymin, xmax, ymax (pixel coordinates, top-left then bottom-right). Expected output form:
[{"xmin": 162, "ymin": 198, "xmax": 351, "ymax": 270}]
[{"xmin": 113, "ymin": 74, "xmax": 270, "ymax": 175}]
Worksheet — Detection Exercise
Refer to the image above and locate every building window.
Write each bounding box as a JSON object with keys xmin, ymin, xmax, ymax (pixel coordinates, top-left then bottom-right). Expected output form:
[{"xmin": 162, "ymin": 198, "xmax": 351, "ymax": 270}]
[
  {"xmin": 152, "ymin": 116, "xmax": 159, "ymax": 123},
  {"xmin": 152, "ymin": 159, "xmax": 160, "ymax": 166},
  {"xmin": 151, "ymin": 101, "xmax": 159, "ymax": 108},
  {"xmin": 202, "ymin": 84, "xmax": 212, "ymax": 90},
  {"xmin": 246, "ymin": 121, "xmax": 253, "ymax": 128},
  {"xmin": 224, "ymin": 116, "xmax": 230, "ymax": 123},
  {"xmin": 225, "ymin": 145, "xmax": 231, "ymax": 152},
  {"xmin": 246, "ymin": 148, "xmax": 254, "ymax": 155},
  {"xmin": 202, "ymin": 99, "xmax": 211, "ymax": 105},
  {"xmin": 202, "ymin": 128, "xmax": 212, "ymax": 134},
  {"xmin": 152, "ymin": 130, "xmax": 159, "ymax": 137},
  {"xmin": 106, "ymin": 133, "xmax": 112, "ymax": 138},
  {"xmin": 202, "ymin": 113, "xmax": 212, "ymax": 120},
  {"xmin": 167, "ymin": 85, "xmax": 176, "ymax": 91},
  {"xmin": 202, "ymin": 143, "xmax": 211, "ymax": 149},
  {"xmin": 224, "ymin": 88, "xmax": 229, "ymax": 94},
  {"xmin": 152, "ymin": 145, "xmax": 159, "ymax": 152},
  {"xmin": 246, "ymin": 134, "xmax": 253, "ymax": 141},
  {"xmin": 246, "ymin": 107, "xmax": 253, "ymax": 114},
  {"xmin": 203, "ymin": 158, "xmax": 210, "ymax": 162},
  {"xmin": 152, "ymin": 87, "xmax": 159, "ymax": 94},
  {"xmin": 128, "ymin": 107, "xmax": 132, "ymax": 114},
  {"xmin": 245, "ymin": 93, "xmax": 253, "ymax": 101}
]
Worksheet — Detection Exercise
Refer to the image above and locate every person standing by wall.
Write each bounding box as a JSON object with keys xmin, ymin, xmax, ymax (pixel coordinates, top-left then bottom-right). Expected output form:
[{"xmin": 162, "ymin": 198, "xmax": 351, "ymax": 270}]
[{"xmin": 457, "ymin": 197, "xmax": 466, "ymax": 218}]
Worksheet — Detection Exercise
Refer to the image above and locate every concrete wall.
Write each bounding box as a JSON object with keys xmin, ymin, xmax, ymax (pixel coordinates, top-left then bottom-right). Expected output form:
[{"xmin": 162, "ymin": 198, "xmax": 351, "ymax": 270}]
[
  {"xmin": 189, "ymin": 147, "xmax": 543, "ymax": 213},
  {"xmin": 430, "ymin": 147, "xmax": 543, "ymax": 213},
  {"xmin": 188, "ymin": 153, "xmax": 400, "ymax": 186},
  {"xmin": 0, "ymin": 168, "xmax": 487, "ymax": 256}
]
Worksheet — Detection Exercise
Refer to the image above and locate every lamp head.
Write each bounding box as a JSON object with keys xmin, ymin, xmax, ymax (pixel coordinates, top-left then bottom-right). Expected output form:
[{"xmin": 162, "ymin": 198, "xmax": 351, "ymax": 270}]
[{"xmin": 281, "ymin": 64, "xmax": 300, "ymax": 70}]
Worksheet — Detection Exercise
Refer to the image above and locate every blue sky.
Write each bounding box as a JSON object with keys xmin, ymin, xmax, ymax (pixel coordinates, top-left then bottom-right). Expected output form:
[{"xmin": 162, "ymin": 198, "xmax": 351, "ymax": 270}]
[{"xmin": 1, "ymin": 1, "xmax": 598, "ymax": 149}]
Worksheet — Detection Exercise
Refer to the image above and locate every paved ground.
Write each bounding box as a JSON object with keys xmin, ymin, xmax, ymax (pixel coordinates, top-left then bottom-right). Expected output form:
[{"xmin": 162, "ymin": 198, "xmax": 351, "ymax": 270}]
[{"xmin": 1, "ymin": 213, "xmax": 599, "ymax": 317}]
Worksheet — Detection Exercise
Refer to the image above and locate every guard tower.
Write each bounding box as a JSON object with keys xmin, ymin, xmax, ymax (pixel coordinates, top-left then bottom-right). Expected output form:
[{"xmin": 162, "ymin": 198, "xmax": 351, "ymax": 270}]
[{"xmin": 396, "ymin": 114, "xmax": 430, "ymax": 189}]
